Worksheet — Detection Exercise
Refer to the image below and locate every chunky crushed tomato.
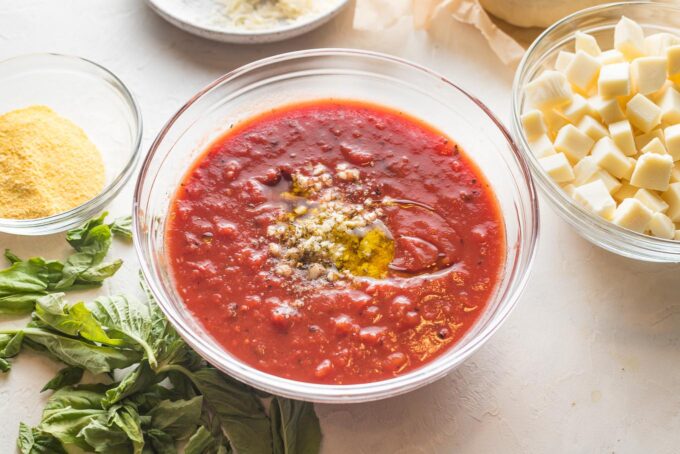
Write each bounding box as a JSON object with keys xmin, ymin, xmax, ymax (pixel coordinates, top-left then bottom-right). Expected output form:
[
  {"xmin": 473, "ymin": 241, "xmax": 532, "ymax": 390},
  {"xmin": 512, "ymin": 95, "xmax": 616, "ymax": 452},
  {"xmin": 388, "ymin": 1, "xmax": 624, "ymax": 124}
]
[{"xmin": 166, "ymin": 100, "xmax": 505, "ymax": 384}]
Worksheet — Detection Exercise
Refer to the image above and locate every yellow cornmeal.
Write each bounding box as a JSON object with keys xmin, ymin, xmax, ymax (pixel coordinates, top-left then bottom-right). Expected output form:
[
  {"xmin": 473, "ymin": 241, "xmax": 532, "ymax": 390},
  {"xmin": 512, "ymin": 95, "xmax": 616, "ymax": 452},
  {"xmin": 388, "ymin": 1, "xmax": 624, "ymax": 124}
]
[{"xmin": 0, "ymin": 105, "xmax": 105, "ymax": 219}]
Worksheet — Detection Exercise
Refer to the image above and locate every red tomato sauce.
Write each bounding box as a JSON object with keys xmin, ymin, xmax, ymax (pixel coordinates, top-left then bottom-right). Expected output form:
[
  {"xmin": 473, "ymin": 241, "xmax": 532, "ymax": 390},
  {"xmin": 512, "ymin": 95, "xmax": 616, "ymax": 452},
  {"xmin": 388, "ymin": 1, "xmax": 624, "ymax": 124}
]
[{"xmin": 166, "ymin": 100, "xmax": 505, "ymax": 384}]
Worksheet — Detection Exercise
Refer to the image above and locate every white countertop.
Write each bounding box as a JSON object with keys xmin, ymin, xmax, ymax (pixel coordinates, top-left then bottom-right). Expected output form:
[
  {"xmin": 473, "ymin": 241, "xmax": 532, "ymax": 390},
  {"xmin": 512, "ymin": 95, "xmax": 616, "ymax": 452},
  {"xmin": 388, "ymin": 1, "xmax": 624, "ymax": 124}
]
[{"xmin": 2, "ymin": 1, "xmax": 680, "ymax": 452}]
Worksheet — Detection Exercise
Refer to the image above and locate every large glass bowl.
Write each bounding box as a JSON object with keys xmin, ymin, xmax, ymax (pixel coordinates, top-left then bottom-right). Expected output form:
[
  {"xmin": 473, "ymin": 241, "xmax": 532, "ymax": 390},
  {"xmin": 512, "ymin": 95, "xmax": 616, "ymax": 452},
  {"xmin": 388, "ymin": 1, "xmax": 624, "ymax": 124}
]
[
  {"xmin": 0, "ymin": 53, "xmax": 142, "ymax": 235},
  {"xmin": 134, "ymin": 49, "xmax": 539, "ymax": 403},
  {"xmin": 512, "ymin": 2, "xmax": 680, "ymax": 262}
]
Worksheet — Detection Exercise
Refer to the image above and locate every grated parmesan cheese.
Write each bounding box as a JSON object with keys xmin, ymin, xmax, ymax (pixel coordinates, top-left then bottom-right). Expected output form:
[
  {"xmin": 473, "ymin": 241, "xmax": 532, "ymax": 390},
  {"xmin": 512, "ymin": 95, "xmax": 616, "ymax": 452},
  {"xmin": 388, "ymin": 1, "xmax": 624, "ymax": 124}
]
[{"xmin": 217, "ymin": 0, "xmax": 337, "ymax": 30}]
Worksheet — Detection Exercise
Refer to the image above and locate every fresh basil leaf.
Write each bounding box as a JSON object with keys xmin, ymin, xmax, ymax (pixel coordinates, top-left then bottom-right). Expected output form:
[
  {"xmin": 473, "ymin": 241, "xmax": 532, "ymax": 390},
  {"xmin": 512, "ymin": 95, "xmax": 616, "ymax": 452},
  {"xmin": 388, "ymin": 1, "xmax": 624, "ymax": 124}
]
[
  {"xmin": 184, "ymin": 425, "xmax": 218, "ymax": 454},
  {"xmin": 44, "ymin": 384, "xmax": 110, "ymax": 411},
  {"xmin": 54, "ymin": 252, "xmax": 100, "ymax": 290},
  {"xmin": 0, "ymin": 293, "xmax": 44, "ymax": 315},
  {"xmin": 148, "ymin": 396, "xmax": 203, "ymax": 440},
  {"xmin": 78, "ymin": 419, "xmax": 131, "ymax": 453},
  {"xmin": 0, "ymin": 332, "xmax": 25, "ymax": 371},
  {"xmin": 0, "ymin": 257, "xmax": 49, "ymax": 296},
  {"xmin": 17, "ymin": 422, "xmax": 66, "ymax": 454},
  {"xmin": 77, "ymin": 259, "xmax": 123, "ymax": 284},
  {"xmin": 34, "ymin": 294, "xmax": 122, "ymax": 346},
  {"xmin": 110, "ymin": 216, "xmax": 133, "ymax": 240},
  {"xmin": 41, "ymin": 366, "xmax": 84, "ymax": 392},
  {"xmin": 41, "ymin": 406, "xmax": 107, "ymax": 450},
  {"xmin": 146, "ymin": 428, "xmax": 177, "ymax": 454},
  {"xmin": 190, "ymin": 367, "xmax": 272, "ymax": 454},
  {"xmin": 66, "ymin": 212, "xmax": 108, "ymax": 250},
  {"xmin": 5, "ymin": 249, "xmax": 22, "ymax": 264},
  {"xmin": 108, "ymin": 403, "xmax": 145, "ymax": 454},
  {"xmin": 0, "ymin": 332, "xmax": 24, "ymax": 357},
  {"xmin": 102, "ymin": 361, "xmax": 159, "ymax": 408},
  {"xmin": 88, "ymin": 295, "xmax": 157, "ymax": 366},
  {"xmin": 270, "ymin": 397, "xmax": 321, "ymax": 454},
  {"xmin": 21, "ymin": 327, "xmax": 141, "ymax": 375}
]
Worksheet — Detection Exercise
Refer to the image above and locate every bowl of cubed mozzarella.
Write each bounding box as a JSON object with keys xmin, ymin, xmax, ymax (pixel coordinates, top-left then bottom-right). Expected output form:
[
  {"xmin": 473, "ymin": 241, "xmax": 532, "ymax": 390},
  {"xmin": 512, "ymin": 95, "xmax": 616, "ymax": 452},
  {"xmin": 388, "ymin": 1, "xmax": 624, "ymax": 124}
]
[{"xmin": 512, "ymin": 1, "xmax": 680, "ymax": 262}]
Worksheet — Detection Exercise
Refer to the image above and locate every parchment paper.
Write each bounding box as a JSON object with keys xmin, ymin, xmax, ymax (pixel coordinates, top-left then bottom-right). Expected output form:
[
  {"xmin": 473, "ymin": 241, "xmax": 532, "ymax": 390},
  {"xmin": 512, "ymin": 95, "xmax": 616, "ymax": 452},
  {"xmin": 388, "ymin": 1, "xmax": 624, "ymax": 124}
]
[{"xmin": 353, "ymin": 0, "xmax": 526, "ymax": 66}]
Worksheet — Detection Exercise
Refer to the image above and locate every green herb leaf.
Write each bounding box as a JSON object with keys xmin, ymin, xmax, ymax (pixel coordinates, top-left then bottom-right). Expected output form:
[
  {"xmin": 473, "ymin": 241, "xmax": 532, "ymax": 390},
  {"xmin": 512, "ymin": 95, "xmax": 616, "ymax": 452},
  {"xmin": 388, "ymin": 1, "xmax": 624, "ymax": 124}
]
[
  {"xmin": 34, "ymin": 294, "xmax": 122, "ymax": 346},
  {"xmin": 184, "ymin": 425, "xmax": 218, "ymax": 454},
  {"xmin": 5, "ymin": 249, "xmax": 22, "ymax": 264},
  {"xmin": 87, "ymin": 295, "xmax": 157, "ymax": 367},
  {"xmin": 17, "ymin": 422, "xmax": 66, "ymax": 454},
  {"xmin": 0, "ymin": 214, "xmax": 122, "ymax": 314},
  {"xmin": 20, "ymin": 327, "xmax": 141, "ymax": 375},
  {"xmin": 146, "ymin": 428, "xmax": 177, "ymax": 454},
  {"xmin": 0, "ymin": 332, "xmax": 24, "ymax": 372},
  {"xmin": 110, "ymin": 216, "xmax": 133, "ymax": 240},
  {"xmin": 190, "ymin": 367, "xmax": 272, "ymax": 454},
  {"xmin": 108, "ymin": 403, "xmax": 145, "ymax": 454},
  {"xmin": 148, "ymin": 396, "xmax": 203, "ymax": 440},
  {"xmin": 270, "ymin": 397, "xmax": 322, "ymax": 454},
  {"xmin": 102, "ymin": 361, "xmax": 158, "ymax": 408},
  {"xmin": 41, "ymin": 366, "xmax": 84, "ymax": 392}
]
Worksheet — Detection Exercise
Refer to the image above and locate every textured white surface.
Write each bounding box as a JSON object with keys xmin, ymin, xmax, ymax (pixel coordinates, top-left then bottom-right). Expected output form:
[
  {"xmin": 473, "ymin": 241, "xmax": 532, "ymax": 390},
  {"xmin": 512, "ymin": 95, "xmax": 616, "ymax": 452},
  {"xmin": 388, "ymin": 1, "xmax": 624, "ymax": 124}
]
[{"xmin": 2, "ymin": 1, "xmax": 680, "ymax": 452}]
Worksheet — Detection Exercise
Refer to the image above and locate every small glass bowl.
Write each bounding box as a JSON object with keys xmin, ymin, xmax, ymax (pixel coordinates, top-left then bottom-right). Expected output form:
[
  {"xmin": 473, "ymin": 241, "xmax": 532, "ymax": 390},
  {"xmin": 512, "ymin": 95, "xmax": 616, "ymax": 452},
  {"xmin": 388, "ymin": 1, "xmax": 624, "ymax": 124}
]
[
  {"xmin": 512, "ymin": 2, "xmax": 680, "ymax": 262},
  {"xmin": 134, "ymin": 49, "xmax": 539, "ymax": 403},
  {"xmin": 0, "ymin": 53, "xmax": 142, "ymax": 235}
]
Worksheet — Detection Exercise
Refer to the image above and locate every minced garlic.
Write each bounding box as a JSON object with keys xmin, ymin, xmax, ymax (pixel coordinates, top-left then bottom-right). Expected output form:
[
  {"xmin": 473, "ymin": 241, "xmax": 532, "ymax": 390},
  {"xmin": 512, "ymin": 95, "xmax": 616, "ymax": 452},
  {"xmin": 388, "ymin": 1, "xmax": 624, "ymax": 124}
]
[
  {"xmin": 268, "ymin": 164, "xmax": 394, "ymax": 280},
  {"xmin": 0, "ymin": 106, "xmax": 105, "ymax": 219}
]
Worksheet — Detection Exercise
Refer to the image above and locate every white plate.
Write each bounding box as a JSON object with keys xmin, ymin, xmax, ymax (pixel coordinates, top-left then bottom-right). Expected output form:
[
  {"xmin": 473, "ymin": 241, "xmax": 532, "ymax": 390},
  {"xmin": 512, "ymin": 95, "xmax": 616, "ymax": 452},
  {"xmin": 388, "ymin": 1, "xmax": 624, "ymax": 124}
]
[{"xmin": 146, "ymin": 0, "xmax": 349, "ymax": 44}]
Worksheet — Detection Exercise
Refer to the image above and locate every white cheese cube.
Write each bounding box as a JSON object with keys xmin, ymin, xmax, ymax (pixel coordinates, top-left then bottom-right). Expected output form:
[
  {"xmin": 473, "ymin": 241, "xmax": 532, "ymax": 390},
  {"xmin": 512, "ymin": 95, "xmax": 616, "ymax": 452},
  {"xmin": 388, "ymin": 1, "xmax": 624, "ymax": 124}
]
[
  {"xmin": 634, "ymin": 188, "xmax": 669, "ymax": 213},
  {"xmin": 614, "ymin": 16, "xmax": 646, "ymax": 60},
  {"xmin": 657, "ymin": 86, "xmax": 680, "ymax": 124},
  {"xmin": 575, "ymin": 31, "xmax": 601, "ymax": 57},
  {"xmin": 521, "ymin": 109, "xmax": 547, "ymax": 141},
  {"xmin": 661, "ymin": 182, "xmax": 680, "ymax": 221},
  {"xmin": 559, "ymin": 94, "xmax": 591, "ymax": 123},
  {"xmin": 614, "ymin": 181, "xmax": 639, "ymax": 201},
  {"xmin": 554, "ymin": 124, "xmax": 594, "ymax": 162},
  {"xmin": 573, "ymin": 156, "xmax": 600, "ymax": 186},
  {"xmin": 539, "ymin": 153, "xmax": 575, "ymax": 183},
  {"xmin": 528, "ymin": 134, "xmax": 556, "ymax": 158},
  {"xmin": 526, "ymin": 71, "xmax": 573, "ymax": 109},
  {"xmin": 641, "ymin": 137, "xmax": 668, "ymax": 155},
  {"xmin": 645, "ymin": 33, "xmax": 680, "ymax": 56},
  {"xmin": 635, "ymin": 129, "xmax": 665, "ymax": 151},
  {"xmin": 663, "ymin": 124, "xmax": 680, "ymax": 161},
  {"xmin": 543, "ymin": 109, "xmax": 569, "ymax": 139},
  {"xmin": 555, "ymin": 51, "xmax": 575, "ymax": 73},
  {"xmin": 591, "ymin": 136, "xmax": 633, "ymax": 179},
  {"xmin": 612, "ymin": 198, "xmax": 653, "ymax": 233},
  {"xmin": 573, "ymin": 180, "xmax": 617, "ymax": 220},
  {"xmin": 562, "ymin": 183, "xmax": 576, "ymax": 197},
  {"xmin": 577, "ymin": 115, "xmax": 609, "ymax": 141},
  {"xmin": 630, "ymin": 152, "xmax": 674, "ymax": 191},
  {"xmin": 668, "ymin": 45, "xmax": 680, "ymax": 83},
  {"xmin": 609, "ymin": 120, "xmax": 637, "ymax": 156},
  {"xmin": 624, "ymin": 157, "xmax": 637, "ymax": 180},
  {"xmin": 598, "ymin": 63, "xmax": 630, "ymax": 98},
  {"xmin": 588, "ymin": 169, "xmax": 622, "ymax": 195},
  {"xmin": 589, "ymin": 96, "xmax": 625, "ymax": 124},
  {"xmin": 626, "ymin": 94, "xmax": 662, "ymax": 133},
  {"xmin": 566, "ymin": 51, "xmax": 602, "ymax": 92},
  {"xmin": 631, "ymin": 57, "xmax": 668, "ymax": 95},
  {"xmin": 671, "ymin": 162, "xmax": 680, "ymax": 182},
  {"xmin": 649, "ymin": 212, "xmax": 675, "ymax": 239},
  {"xmin": 599, "ymin": 49, "xmax": 625, "ymax": 65}
]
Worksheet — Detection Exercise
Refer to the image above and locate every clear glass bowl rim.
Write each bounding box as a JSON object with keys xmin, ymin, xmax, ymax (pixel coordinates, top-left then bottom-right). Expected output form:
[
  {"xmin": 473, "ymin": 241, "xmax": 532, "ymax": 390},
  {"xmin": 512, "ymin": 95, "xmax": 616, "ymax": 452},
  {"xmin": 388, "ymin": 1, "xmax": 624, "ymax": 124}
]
[
  {"xmin": 0, "ymin": 52, "xmax": 143, "ymax": 234},
  {"xmin": 134, "ymin": 48, "xmax": 540, "ymax": 403},
  {"xmin": 511, "ymin": 1, "xmax": 680, "ymax": 262}
]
